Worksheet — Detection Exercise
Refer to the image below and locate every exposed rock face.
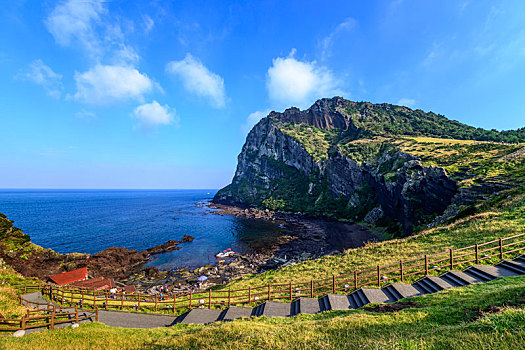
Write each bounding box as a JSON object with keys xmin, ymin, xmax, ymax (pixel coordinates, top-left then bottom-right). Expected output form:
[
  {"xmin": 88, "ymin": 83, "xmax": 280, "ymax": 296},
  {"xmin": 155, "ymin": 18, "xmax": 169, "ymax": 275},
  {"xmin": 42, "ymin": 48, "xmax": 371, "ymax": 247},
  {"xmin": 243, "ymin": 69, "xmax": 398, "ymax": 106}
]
[
  {"xmin": 215, "ymin": 116, "xmax": 318, "ymax": 207},
  {"xmin": 214, "ymin": 97, "xmax": 458, "ymax": 234}
]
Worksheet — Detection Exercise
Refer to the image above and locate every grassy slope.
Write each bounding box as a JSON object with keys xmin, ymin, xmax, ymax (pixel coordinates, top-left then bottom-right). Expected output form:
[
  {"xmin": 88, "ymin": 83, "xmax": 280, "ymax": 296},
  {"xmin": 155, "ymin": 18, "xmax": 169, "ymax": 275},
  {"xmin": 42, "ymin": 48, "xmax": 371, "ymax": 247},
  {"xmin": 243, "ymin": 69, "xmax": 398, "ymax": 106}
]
[
  {"xmin": 2, "ymin": 276, "xmax": 524, "ymax": 349},
  {"xmin": 0, "ymin": 263, "xmax": 37, "ymax": 319}
]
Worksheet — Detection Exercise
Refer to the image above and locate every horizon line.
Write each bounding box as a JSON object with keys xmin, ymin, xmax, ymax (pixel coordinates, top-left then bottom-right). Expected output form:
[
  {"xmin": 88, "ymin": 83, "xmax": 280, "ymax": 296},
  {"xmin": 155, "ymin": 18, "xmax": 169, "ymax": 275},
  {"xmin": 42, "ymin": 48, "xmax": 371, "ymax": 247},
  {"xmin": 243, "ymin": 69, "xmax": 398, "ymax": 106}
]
[{"xmin": 0, "ymin": 188, "xmax": 220, "ymax": 191}]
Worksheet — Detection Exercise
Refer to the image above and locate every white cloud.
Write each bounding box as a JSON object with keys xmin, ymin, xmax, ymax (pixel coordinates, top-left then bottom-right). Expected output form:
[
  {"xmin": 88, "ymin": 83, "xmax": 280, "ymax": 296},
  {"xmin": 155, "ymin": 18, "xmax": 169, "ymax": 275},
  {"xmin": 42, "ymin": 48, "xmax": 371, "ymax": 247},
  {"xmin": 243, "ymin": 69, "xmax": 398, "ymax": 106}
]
[
  {"xmin": 166, "ymin": 54, "xmax": 226, "ymax": 108},
  {"xmin": 112, "ymin": 44, "xmax": 140, "ymax": 66},
  {"xmin": 45, "ymin": 0, "xmax": 139, "ymax": 66},
  {"xmin": 266, "ymin": 50, "xmax": 344, "ymax": 109},
  {"xmin": 143, "ymin": 15, "xmax": 155, "ymax": 34},
  {"xmin": 45, "ymin": 0, "xmax": 105, "ymax": 59},
  {"xmin": 75, "ymin": 109, "xmax": 97, "ymax": 120},
  {"xmin": 133, "ymin": 101, "xmax": 176, "ymax": 127},
  {"xmin": 320, "ymin": 17, "xmax": 356, "ymax": 60},
  {"xmin": 17, "ymin": 59, "xmax": 63, "ymax": 98},
  {"xmin": 73, "ymin": 65, "xmax": 154, "ymax": 104},
  {"xmin": 397, "ymin": 98, "xmax": 416, "ymax": 108},
  {"xmin": 242, "ymin": 109, "xmax": 271, "ymax": 134}
]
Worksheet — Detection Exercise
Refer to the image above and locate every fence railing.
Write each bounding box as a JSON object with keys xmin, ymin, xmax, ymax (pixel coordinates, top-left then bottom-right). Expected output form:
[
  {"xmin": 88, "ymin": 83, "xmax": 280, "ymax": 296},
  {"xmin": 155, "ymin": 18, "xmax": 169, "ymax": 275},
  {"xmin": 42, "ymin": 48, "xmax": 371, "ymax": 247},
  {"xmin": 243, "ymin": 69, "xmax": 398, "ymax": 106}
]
[
  {"xmin": 3, "ymin": 232, "xmax": 525, "ymax": 324},
  {"xmin": 0, "ymin": 296, "xmax": 97, "ymax": 332}
]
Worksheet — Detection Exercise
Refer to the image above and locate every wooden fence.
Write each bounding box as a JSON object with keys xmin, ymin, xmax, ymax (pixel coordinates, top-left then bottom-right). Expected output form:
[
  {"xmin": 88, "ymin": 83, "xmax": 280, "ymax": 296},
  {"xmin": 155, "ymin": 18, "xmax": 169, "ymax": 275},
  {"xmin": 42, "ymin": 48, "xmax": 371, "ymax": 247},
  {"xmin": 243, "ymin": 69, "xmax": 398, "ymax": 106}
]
[
  {"xmin": 3, "ymin": 232, "xmax": 525, "ymax": 327},
  {"xmin": 0, "ymin": 296, "xmax": 97, "ymax": 332}
]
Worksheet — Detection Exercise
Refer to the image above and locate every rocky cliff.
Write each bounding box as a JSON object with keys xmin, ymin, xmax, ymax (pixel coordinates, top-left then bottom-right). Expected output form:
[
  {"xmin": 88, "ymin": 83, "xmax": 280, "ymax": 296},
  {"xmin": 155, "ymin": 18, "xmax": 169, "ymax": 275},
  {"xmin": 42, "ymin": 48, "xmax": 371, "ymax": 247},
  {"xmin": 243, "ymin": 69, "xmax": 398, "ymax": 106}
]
[{"xmin": 214, "ymin": 97, "xmax": 524, "ymax": 235}]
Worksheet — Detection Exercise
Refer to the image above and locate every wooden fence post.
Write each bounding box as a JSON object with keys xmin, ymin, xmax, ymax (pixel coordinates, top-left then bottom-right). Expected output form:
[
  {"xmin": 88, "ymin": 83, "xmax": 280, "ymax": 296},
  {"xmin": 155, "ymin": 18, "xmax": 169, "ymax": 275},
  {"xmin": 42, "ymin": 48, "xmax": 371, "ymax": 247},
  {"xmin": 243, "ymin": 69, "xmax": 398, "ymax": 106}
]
[
  {"xmin": 310, "ymin": 280, "xmax": 314, "ymax": 298},
  {"xmin": 377, "ymin": 266, "xmax": 381, "ymax": 287},
  {"xmin": 289, "ymin": 282, "xmax": 292, "ymax": 301},
  {"xmin": 95, "ymin": 306, "xmax": 99, "ymax": 322},
  {"xmin": 21, "ymin": 316, "xmax": 26, "ymax": 330},
  {"xmin": 268, "ymin": 284, "xmax": 271, "ymax": 301},
  {"xmin": 475, "ymin": 244, "xmax": 479, "ymax": 264},
  {"xmin": 400, "ymin": 260, "xmax": 404, "ymax": 282},
  {"xmin": 450, "ymin": 249, "xmax": 454, "ymax": 270},
  {"xmin": 425, "ymin": 255, "xmax": 428, "ymax": 275},
  {"xmin": 173, "ymin": 294, "xmax": 176, "ymax": 313},
  {"xmin": 499, "ymin": 238, "xmax": 503, "ymax": 259},
  {"xmin": 354, "ymin": 270, "xmax": 358, "ymax": 289},
  {"xmin": 155, "ymin": 294, "xmax": 158, "ymax": 312},
  {"xmin": 75, "ymin": 307, "xmax": 79, "ymax": 324},
  {"xmin": 208, "ymin": 289, "xmax": 212, "ymax": 309},
  {"xmin": 332, "ymin": 275, "xmax": 336, "ymax": 294},
  {"xmin": 50, "ymin": 307, "xmax": 55, "ymax": 330},
  {"xmin": 189, "ymin": 291, "xmax": 193, "ymax": 309},
  {"xmin": 228, "ymin": 289, "xmax": 231, "ymax": 307}
]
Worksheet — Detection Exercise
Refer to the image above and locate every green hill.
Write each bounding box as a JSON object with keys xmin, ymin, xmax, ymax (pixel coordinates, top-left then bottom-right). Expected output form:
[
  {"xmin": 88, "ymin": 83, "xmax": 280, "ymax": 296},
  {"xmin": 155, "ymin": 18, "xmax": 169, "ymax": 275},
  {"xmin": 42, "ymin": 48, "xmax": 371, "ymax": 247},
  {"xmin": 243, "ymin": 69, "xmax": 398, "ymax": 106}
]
[{"xmin": 215, "ymin": 97, "xmax": 525, "ymax": 235}]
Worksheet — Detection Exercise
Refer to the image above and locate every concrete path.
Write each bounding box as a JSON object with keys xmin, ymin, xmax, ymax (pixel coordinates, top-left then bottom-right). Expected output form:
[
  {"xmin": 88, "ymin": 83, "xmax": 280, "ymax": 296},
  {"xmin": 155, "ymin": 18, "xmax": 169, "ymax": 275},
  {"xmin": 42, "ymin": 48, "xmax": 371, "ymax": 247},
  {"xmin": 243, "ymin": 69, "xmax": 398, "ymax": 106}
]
[{"xmin": 97, "ymin": 310, "xmax": 177, "ymax": 328}]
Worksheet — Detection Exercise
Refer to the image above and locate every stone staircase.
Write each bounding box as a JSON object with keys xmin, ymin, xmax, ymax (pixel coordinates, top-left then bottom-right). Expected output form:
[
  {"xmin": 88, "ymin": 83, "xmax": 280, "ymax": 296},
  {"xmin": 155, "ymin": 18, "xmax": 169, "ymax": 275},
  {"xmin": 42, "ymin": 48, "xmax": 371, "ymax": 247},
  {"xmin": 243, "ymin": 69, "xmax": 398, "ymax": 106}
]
[{"xmin": 174, "ymin": 255, "xmax": 525, "ymax": 325}]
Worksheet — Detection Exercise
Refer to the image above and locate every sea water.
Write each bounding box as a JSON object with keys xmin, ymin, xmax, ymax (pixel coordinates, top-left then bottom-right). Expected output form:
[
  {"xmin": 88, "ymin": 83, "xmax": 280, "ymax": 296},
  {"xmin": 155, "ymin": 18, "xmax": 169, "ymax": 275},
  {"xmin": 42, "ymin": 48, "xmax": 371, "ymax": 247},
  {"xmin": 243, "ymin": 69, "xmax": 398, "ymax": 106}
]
[{"xmin": 0, "ymin": 189, "xmax": 284, "ymax": 270}]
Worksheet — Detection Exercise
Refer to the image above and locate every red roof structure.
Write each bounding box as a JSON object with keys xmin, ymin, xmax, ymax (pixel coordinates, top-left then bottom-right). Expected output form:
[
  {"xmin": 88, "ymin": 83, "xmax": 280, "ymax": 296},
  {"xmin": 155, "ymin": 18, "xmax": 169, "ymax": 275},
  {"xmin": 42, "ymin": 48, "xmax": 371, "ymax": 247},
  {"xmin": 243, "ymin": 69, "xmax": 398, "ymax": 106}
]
[
  {"xmin": 48, "ymin": 267, "xmax": 88, "ymax": 286},
  {"xmin": 72, "ymin": 277, "xmax": 116, "ymax": 291},
  {"xmin": 119, "ymin": 285, "xmax": 137, "ymax": 294}
]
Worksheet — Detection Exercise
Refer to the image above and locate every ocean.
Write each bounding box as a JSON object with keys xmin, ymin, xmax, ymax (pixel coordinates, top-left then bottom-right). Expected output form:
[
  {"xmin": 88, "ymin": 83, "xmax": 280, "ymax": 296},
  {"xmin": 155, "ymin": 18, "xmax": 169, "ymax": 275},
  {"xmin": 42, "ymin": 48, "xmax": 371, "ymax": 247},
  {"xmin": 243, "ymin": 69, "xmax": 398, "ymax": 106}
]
[{"xmin": 0, "ymin": 189, "xmax": 284, "ymax": 270}]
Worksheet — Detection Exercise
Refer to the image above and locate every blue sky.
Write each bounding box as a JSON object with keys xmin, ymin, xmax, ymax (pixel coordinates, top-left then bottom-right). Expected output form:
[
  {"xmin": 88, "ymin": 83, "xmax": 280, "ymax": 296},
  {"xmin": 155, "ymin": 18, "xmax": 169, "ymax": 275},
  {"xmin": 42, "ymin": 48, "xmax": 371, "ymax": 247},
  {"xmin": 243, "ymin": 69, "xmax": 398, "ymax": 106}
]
[{"xmin": 1, "ymin": 0, "xmax": 524, "ymax": 189}]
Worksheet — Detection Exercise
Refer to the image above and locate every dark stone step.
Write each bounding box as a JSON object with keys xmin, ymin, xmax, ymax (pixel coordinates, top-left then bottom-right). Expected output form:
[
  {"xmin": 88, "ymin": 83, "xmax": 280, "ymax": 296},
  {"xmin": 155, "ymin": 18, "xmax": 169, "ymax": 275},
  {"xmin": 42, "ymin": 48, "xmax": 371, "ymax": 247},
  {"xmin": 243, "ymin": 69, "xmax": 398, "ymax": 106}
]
[
  {"xmin": 347, "ymin": 293, "xmax": 359, "ymax": 309},
  {"xmin": 325, "ymin": 294, "xmax": 351, "ymax": 310},
  {"xmin": 388, "ymin": 283, "xmax": 423, "ymax": 299},
  {"xmin": 295, "ymin": 298, "xmax": 322, "ymax": 315},
  {"xmin": 252, "ymin": 303, "xmax": 265, "ymax": 317},
  {"xmin": 414, "ymin": 278, "xmax": 440, "ymax": 293},
  {"xmin": 463, "ymin": 267, "xmax": 494, "ymax": 282},
  {"xmin": 439, "ymin": 274, "xmax": 464, "ymax": 287},
  {"xmin": 360, "ymin": 288, "xmax": 394, "ymax": 304},
  {"xmin": 470, "ymin": 265, "xmax": 520, "ymax": 279},
  {"xmin": 425, "ymin": 276, "xmax": 454, "ymax": 290},
  {"xmin": 349, "ymin": 292, "xmax": 362, "ymax": 309},
  {"xmin": 178, "ymin": 308, "xmax": 222, "ymax": 325},
  {"xmin": 353, "ymin": 289, "xmax": 367, "ymax": 308},
  {"xmin": 498, "ymin": 260, "xmax": 525, "ymax": 274},
  {"xmin": 221, "ymin": 306, "xmax": 253, "ymax": 322},
  {"xmin": 382, "ymin": 285, "xmax": 403, "ymax": 301},
  {"xmin": 412, "ymin": 282, "xmax": 430, "ymax": 295},
  {"xmin": 319, "ymin": 295, "xmax": 330, "ymax": 312},
  {"xmin": 442, "ymin": 270, "xmax": 481, "ymax": 285},
  {"xmin": 260, "ymin": 301, "xmax": 292, "ymax": 318}
]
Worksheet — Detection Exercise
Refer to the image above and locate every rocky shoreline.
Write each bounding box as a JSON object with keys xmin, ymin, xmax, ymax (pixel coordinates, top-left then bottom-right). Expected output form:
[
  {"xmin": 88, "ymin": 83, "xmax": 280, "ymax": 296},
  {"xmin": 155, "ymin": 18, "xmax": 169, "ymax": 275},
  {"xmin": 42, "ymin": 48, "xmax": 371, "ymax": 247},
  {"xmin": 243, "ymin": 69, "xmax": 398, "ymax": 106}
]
[
  {"xmin": 1, "ymin": 205, "xmax": 377, "ymax": 295},
  {"xmin": 124, "ymin": 203, "xmax": 378, "ymax": 294}
]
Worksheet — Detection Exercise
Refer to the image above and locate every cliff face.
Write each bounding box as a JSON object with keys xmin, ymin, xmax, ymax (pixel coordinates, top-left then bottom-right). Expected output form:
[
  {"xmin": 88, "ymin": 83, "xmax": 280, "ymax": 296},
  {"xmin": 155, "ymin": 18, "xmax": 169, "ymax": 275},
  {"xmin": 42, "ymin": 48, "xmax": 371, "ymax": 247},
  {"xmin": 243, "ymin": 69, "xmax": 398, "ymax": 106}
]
[{"xmin": 214, "ymin": 97, "xmax": 507, "ymax": 234}]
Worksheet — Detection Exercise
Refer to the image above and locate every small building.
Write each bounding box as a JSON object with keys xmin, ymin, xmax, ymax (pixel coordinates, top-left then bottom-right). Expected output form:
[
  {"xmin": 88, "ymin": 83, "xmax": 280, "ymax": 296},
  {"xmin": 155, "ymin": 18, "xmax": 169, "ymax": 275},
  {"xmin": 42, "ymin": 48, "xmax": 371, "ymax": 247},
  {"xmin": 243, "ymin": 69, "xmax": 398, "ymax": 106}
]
[
  {"xmin": 119, "ymin": 285, "xmax": 137, "ymax": 294},
  {"xmin": 48, "ymin": 267, "xmax": 88, "ymax": 286},
  {"xmin": 71, "ymin": 276, "xmax": 116, "ymax": 291}
]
